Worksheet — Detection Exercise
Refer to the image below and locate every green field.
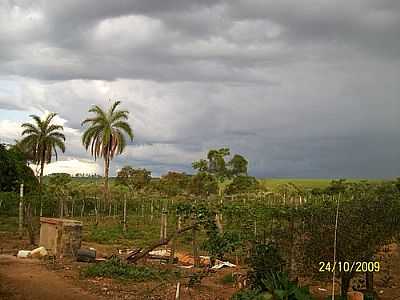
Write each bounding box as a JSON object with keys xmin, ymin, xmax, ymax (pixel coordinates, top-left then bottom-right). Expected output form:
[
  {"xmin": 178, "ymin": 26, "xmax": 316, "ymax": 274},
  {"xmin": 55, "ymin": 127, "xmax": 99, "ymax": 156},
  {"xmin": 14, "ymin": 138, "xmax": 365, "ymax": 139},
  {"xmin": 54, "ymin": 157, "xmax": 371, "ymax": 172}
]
[
  {"xmin": 70, "ymin": 176, "xmax": 388, "ymax": 191},
  {"xmin": 259, "ymin": 178, "xmax": 386, "ymax": 190}
]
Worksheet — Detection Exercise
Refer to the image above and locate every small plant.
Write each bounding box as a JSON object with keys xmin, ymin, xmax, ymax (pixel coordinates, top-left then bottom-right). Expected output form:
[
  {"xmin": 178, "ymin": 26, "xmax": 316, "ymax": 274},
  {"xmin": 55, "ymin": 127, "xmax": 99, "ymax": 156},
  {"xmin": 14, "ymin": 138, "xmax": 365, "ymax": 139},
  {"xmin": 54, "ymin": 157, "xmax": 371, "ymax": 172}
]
[
  {"xmin": 221, "ymin": 273, "xmax": 235, "ymax": 285},
  {"xmin": 231, "ymin": 289, "xmax": 266, "ymax": 300},
  {"xmin": 247, "ymin": 242, "xmax": 285, "ymax": 289},
  {"xmin": 231, "ymin": 242, "xmax": 314, "ymax": 300},
  {"xmin": 187, "ymin": 270, "xmax": 212, "ymax": 288},
  {"xmin": 187, "ymin": 272, "xmax": 203, "ymax": 287}
]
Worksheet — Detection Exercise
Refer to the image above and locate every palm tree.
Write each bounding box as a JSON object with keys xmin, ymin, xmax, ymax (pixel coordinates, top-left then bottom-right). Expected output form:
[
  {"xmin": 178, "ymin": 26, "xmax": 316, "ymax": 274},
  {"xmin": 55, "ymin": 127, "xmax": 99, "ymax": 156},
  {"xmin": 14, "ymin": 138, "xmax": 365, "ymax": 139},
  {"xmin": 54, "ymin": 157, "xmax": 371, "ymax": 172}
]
[
  {"xmin": 20, "ymin": 113, "xmax": 66, "ymax": 185},
  {"xmin": 20, "ymin": 112, "xmax": 66, "ymax": 220},
  {"xmin": 81, "ymin": 100, "xmax": 134, "ymax": 204}
]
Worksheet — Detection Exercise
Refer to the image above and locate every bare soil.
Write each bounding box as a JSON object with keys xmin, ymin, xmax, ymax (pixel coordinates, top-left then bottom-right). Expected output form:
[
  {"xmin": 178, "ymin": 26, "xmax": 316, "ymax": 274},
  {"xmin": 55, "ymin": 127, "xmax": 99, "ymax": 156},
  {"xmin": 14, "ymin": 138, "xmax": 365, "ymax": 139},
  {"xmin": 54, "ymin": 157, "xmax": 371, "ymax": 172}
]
[
  {"xmin": 1, "ymin": 230, "xmax": 400, "ymax": 300},
  {"xmin": 0, "ymin": 255, "xmax": 104, "ymax": 300}
]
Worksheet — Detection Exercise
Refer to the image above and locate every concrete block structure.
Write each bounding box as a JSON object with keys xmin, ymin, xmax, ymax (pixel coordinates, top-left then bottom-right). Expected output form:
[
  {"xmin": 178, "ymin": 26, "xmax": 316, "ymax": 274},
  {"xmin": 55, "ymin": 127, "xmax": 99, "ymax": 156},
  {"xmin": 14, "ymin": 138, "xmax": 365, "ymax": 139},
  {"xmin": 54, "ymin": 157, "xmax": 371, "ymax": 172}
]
[{"xmin": 39, "ymin": 218, "xmax": 82, "ymax": 258}]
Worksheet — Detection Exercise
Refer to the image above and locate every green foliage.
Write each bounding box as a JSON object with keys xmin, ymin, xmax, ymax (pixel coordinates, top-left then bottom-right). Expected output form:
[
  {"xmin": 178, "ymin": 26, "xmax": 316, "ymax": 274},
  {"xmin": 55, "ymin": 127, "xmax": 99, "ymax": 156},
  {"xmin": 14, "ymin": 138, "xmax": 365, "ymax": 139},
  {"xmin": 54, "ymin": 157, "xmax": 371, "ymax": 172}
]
[
  {"xmin": 85, "ymin": 223, "xmax": 142, "ymax": 244},
  {"xmin": 247, "ymin": 243, "xmax": 285, "ymax": 289},
  {"xmin": 48, "ymin": 173, "xmax": 72, "ymax": 186},
  {"xmin": 192, "ymin": 148, "xmax": 249, "ymax": 182},
  {"xmin": 81, "ymin": 101, "xmax": 134, "ymax": 160},
  {"xmin": 188, "ymin": 172, "xmax": 218, "ymax": 196},
  {"xmin": 238, "ymin": 243, "xmax": 313, "ymax": 300},
  {"xmin": 221, "ymin": 273, "xmax": 236, "ymax": 285},
  {"xmin": 301, "ymin": 181, "xmax": 400, "ymax": 295},
  {"xmin": 325, "ymin": 179, "xmax": 348, "ymax": 195},
  {"xmin": 19, "ymin": 113, "xmax": 66, "ymax": 178},
  {"xmin": 258, "ymin": 272, "xmax": 313, "ymax": 300},
  {"xmin": 187, "ymin": 271, "xmax": 209, "ymax": 287},
  {"xmin": 231, "ymin": 289, "xmax": 268, "ymax": 300},
  {"xmin": 226, "ymin": 176, "xmax": 259, "ymax": 195},
  {"xmin": 228, "ymin": 154, "xmax": 248, "ymax": 176},
  {"xmin": 0, "ymin": 144, "xmax": 37, "ymax": 192},
  {"xmin": 83, "ymin": 257, "xmax": 178, "ymax": 281},
  {"xmin": 159, "ymin": 171, "xmax": 190, "ymax": 196},
  {"xmin": 116, "ymin": 166, "xmax": 151, "ymax": 191},
  {"xmin": 202, "ymin": 231, "xmax": 240, "ymax": 261}
]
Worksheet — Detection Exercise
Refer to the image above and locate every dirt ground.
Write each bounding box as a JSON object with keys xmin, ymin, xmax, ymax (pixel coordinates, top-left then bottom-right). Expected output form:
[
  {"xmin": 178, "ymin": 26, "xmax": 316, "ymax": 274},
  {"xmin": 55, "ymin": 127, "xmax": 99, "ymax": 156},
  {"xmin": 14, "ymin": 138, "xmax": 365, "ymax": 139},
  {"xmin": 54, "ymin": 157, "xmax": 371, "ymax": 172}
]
[
  {"xmin": 0, "ymin": 231, "xmax": 239, "ymax": 300},
  {"xmin": 0, "ymin": 255, "xmax": 105, "ymax": 300},
  {"xmin": 0, "ymin": 254, "xmax": 239, "ymax": 300},
  {"xmin": 1, "ymin": 230, "xmax": 400, "ymax": 300}
]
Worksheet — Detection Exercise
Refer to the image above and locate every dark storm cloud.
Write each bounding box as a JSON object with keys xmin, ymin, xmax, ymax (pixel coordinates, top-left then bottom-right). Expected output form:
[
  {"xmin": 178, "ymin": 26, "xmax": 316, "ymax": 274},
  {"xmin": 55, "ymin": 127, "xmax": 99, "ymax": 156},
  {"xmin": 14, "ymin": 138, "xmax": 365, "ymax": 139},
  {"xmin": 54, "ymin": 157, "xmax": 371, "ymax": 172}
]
[{"xmin": 0, "ymin": 0, "xmax": 399, "ymax": 178}]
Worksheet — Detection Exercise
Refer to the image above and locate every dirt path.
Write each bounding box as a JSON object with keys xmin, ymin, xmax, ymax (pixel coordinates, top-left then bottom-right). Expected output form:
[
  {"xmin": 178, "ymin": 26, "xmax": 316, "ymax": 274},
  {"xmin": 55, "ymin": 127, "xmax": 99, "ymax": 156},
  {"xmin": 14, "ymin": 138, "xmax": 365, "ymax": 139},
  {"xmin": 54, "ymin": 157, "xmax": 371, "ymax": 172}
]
[{"xmin": 0, "ymin": 255, "xmax": 104, "ymax": 300}]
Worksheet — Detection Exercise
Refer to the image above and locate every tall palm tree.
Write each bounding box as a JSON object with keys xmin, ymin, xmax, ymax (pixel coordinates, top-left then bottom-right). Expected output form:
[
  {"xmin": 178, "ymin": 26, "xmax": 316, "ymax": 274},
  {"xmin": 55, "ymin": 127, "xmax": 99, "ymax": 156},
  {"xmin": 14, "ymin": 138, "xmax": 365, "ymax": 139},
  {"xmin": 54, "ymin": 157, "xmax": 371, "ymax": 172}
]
[
  {"xmin": 20, "ymin": 113, "xmax": 66, "ymax": 185},
  {"xmin": 20, "ymin": 112, "xmax": 66, "ymax": 220},
  {"xmin": 81, "ymin": 100, "xmax": 134, "ymax": 203}
]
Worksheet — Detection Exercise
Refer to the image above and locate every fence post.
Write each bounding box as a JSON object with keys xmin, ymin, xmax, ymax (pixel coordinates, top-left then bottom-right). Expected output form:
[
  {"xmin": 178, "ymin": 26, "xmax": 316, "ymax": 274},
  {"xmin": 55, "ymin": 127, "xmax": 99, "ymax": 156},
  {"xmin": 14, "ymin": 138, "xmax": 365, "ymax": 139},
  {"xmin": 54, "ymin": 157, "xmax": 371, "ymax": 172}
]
[
  {"xmin": 19, "ymin": 183, "xmax": 24, "ymax": 238},
  {"xmin": 123, "ymin": 194, "xmax": 127, "ymax": 233}
]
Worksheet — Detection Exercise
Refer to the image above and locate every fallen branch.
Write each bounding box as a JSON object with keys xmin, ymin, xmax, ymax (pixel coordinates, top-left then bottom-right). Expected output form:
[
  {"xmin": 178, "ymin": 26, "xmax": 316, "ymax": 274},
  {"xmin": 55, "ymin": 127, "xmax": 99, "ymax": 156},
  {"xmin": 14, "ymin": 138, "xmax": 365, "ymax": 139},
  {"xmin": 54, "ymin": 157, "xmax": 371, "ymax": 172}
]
[{"xmin": 128, "ymin": 223, "xmax": 199, "ymax": 263}]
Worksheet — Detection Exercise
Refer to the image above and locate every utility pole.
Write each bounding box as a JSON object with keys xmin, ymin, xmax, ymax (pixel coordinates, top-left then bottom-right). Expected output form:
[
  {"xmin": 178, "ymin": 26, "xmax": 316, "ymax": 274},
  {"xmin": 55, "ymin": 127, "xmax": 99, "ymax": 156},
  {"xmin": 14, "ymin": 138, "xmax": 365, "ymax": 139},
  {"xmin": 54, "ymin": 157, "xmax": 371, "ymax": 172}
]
[{"xmin": 19, "ymin": 183, "xmax": 24, "ymax": 238}]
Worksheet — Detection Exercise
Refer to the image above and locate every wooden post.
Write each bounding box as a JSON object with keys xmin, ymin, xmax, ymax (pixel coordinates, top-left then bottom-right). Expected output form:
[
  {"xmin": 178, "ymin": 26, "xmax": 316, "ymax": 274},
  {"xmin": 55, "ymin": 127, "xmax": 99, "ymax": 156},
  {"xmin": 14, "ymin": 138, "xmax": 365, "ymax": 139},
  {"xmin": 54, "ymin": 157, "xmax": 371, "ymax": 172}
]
[
  {"xmin": 175, "ymin": 282, "xmax": 180, "ymax": 300},
  {"xmin": 164, "ymin": 210, "xmax": 167, "ymax": 244},
  {"xmin": 123, "ymin": 195, "xmax": 127, "ymax": 233},
  {"xmin": 95, "ymin": 194, "xmax": 99, "ymax": 226},
  {"xmin": 60, "ymin": 196, "xmax": 64, "ymax": 219},
  {"xmin": 192, "ymin": 227, "xmax": 199, "ymax": 267},
  {"xmin": 19, "ymin": 183, "xmax": 24, "ymax": 238},
  {"xmin": 160, "ymin": 210, "xmax": 166, "ymax": 242},
  {"xmin": 81, "ymin": 198, "xmax": 85, "ymax": 217},
  {"xmin": 170, "ymin": 217, "xmax": 178, "ymax": 264},
  {"xmin": 150, "ymin": 198, "xmax": 154, "ymax": 222}
]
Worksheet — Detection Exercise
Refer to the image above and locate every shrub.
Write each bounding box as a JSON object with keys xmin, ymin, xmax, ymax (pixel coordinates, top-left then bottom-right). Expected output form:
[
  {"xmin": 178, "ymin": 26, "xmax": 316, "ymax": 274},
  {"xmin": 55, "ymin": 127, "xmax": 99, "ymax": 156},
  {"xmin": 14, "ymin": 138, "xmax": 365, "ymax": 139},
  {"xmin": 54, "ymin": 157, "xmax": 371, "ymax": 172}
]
[{"xmin": 83, "ymin": 257, "xmax": 179, "ymax": 281}]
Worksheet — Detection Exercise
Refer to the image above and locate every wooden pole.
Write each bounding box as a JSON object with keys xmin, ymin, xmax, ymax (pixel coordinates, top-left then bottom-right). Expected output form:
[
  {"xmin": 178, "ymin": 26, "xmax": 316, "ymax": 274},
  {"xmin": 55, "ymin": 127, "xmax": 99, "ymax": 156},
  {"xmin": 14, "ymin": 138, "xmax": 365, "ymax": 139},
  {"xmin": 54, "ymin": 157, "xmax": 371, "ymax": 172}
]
[
  {"xmin": 19, "ymin": 183, "xmax": 24, "ymax": 238},
  {"xmin": 175, "ymin": 282, "xmax": 180, "ymax": 300},
  {"xmin": 192, "ymin": 227, "xmax": 199, "ymax": 267},
  {"xmin": 123, "ymin": 194, "xmax": 127, "ymax": 233}
]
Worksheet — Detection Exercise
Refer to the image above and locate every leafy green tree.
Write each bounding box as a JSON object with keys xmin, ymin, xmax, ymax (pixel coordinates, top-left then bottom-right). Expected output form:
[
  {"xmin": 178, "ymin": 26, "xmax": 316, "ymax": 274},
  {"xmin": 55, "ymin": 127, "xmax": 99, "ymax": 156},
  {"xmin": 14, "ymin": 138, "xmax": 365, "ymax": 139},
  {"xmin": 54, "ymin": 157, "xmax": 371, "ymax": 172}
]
[
  {"xmin": 158, "ymin": 171, "xmax": 190, "ymax": 196},
  {"xmin": 116, "ymin": 166, "xmax": 151, "ymax": 192},
  {"xmin": 201, "ymin": 231, "xmax": 240, "ymax": 263},
  {"xmin": 188, "ymin": 172, "xmax": 218, "ymax": 196},
  {"xmin": 0, "ymin": 143, "xmax": 37, "ymax": 192},
  {"xmin": 48, "ymin": 173, "xmax": 72, "ymax": 217},
  {"xmin": 228, "ymin": 154, "xmax": 248, "ymax": 176},
  {"xmin": 81, "ymin": 100, "xmax": 134, "ymax": 202},
  {"xmin": 20, "ymin": 113, "xmax": 66, "ymax": 186},
  {"xmin": 192, "ymin": 148, "xmax": 250, "ymax": 192},
  {"xmin": 226, "ymin": 175, "xmax": 259, "ymax": 195}
]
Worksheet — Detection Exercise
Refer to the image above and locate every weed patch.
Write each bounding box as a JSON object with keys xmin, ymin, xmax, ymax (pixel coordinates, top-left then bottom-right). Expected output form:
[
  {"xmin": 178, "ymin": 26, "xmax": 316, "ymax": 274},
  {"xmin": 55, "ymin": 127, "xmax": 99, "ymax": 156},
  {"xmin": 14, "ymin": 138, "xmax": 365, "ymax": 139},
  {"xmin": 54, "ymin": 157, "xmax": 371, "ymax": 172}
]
[{"xmin": 82, "ymin": 257, "xmax": 179, "ymax": 281}]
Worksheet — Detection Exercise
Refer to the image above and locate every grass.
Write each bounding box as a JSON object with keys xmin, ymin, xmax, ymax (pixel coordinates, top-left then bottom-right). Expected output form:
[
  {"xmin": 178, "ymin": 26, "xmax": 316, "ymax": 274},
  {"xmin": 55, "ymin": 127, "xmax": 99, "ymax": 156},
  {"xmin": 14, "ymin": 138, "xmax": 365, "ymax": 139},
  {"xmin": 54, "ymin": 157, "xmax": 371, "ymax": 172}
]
[
  {"xmin": 0, "ymin": 216, "xmax": 18, "ymax": 232},
  {"xmin": 83, "ymin": 218, "xmax": 162, "ymax": 247},
  {"xmin": 82, "ymin": 257, "xmax": 180, "ymax": 281},
  {"xmin": 259, "ymin": 178, "xmax": 386, "ymax": 191},
  {"xmin": 220, "ymin": 272, "xmax": 235, "ymax": 285}
]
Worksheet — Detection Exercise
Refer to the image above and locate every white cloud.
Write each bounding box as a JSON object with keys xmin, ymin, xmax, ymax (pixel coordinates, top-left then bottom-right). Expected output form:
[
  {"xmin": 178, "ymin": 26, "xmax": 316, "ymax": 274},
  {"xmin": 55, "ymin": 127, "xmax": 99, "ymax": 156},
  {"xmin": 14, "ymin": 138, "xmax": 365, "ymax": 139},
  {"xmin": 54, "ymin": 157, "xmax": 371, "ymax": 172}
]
[
  {"xmin": 37, "ymin": 159, "xmax": 101, "ymax": 176},
  {"xmin": 0, "ymin": 120, "xmax": 22, "ymax": 142}
]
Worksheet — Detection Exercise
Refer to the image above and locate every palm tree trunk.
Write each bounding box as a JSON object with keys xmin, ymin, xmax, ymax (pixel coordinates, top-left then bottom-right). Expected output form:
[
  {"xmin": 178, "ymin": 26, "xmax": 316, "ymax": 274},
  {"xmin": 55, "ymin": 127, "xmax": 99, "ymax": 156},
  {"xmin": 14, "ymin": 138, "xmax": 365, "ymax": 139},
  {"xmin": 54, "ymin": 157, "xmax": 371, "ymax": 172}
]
[
  {"xmin": 104, "ymin": 155, "xmax": 110, "ymax": 216},
  {"xmin": 39, "ymin": 156, "xmax": 45, "ymax": 217}
]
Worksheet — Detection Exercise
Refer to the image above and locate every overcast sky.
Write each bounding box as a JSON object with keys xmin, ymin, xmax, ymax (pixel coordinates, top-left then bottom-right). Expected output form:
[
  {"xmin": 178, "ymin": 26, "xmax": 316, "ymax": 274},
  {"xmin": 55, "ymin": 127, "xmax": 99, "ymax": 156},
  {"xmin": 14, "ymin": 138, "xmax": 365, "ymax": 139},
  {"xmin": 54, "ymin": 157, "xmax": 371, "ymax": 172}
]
[{"xmin": 0, "ymin": 0, "xmax": 399, "ymax": 178}]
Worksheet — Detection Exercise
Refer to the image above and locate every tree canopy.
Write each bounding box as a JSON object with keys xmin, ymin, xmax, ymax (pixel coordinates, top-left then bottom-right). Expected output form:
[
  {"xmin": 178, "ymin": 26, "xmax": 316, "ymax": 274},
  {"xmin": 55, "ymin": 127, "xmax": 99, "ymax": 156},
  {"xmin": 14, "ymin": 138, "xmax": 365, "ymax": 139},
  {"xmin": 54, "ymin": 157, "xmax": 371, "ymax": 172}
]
[{"xmin": 0, "ymin": 143, "xmax": 37, "ymax": 192}]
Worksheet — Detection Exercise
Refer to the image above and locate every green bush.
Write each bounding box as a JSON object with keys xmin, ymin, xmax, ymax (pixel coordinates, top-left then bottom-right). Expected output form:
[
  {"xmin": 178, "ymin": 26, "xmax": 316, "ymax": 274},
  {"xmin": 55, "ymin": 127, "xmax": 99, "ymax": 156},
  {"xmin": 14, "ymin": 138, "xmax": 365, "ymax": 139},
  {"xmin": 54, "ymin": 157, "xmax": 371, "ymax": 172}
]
[{"xmin": 83, "ymin": 257, "xmax": 179, "ymax": 281}]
